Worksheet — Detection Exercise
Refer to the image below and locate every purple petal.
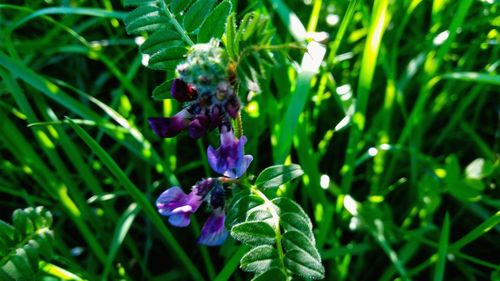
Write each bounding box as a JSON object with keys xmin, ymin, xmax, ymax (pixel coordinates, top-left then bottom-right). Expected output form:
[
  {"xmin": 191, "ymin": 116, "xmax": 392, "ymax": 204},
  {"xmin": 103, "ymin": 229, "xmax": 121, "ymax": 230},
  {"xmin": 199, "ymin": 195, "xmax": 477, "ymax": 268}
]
[
  {"xmin": 197, "ymin": 209, "xmax": 228, "ymax": 246},
  {"xmin": 207, "ymin": 131, "xmax": 253, "ymax": 178},
  {"xmin": 156, "ymin": 187, "xmax": 189, "ymax": 216},
  {"xmin": 171, "ymin": 78, "xmax": 198, "ymax": 102},
  {"xmin": 207, "ymin": 145, "xmax": 226, "ymax": 175},
  {"xmin": 209, "ymin": 184, "xmax": 225, "ymax": 209},
  {"xmin": 208, "ymin": 105, "xmax": 223, "ymax": 129},
  {"xmin": 224, "ymin": 154, "xmax": 253, "ymax": 178},
  {"xmin": 220, "ymin": 129, "xmax": 236, "ymax": 146},
  {"xmin": 148, "ymin": 116, "xmax": 187, "ymax": 138},
  {"xmin": 224, "ymin": 94, "xmax": 240, "ymax": 118},
  {"xmin": 188, "ymin": 115, "xmax": 209, "ymax": 139},
  {"xmin": 156, "ymin": 186, "xmax": 203, "ymax": 227},
  {"xmin": 193, "ymin": 178, "xmax": 216, "ymax": 198},
  {"xmin": 168, "ymin": 212, "xmax": 192, "ymax": 227}
]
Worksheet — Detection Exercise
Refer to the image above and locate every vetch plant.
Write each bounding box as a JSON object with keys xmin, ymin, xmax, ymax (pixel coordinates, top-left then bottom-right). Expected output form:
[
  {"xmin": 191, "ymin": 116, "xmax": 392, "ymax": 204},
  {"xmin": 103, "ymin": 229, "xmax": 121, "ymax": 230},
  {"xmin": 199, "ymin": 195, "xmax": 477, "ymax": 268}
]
[
  {"xmin": 124, "ymin": 0, "xmax": 325, "ymax": 279},
  {"xmin": 0, "ymin": 207, "xmax": 54, "ymax": 281}
]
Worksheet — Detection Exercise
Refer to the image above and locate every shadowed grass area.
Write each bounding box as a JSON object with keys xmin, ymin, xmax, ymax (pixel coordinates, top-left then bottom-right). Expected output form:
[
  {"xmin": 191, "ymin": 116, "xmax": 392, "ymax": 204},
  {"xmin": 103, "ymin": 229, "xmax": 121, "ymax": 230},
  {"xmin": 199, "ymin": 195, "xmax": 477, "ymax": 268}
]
[{"xmin": 0, "ymin": 0, "xmax": 498, "ymax": 280}]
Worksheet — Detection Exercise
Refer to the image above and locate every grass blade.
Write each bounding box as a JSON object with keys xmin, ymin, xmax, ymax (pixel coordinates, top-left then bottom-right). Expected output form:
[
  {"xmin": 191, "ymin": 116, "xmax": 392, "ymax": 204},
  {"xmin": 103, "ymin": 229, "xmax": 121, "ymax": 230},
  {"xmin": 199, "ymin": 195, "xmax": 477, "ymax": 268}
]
[
  {"xmin": 434, "ymin": 213, "xmax": 450, "ymax": 281},
  {"xmin": 65, "ymin": 118, "xmax": 204, "ymax": 281}
]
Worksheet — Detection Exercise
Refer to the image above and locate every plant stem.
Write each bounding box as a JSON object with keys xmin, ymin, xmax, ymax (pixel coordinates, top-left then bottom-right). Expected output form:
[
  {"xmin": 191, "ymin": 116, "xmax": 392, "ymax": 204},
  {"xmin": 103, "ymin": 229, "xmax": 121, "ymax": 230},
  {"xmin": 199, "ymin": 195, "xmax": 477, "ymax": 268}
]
[{"xmin": 235, "ymin": 111, "xmax": 243, "ymax": 138}]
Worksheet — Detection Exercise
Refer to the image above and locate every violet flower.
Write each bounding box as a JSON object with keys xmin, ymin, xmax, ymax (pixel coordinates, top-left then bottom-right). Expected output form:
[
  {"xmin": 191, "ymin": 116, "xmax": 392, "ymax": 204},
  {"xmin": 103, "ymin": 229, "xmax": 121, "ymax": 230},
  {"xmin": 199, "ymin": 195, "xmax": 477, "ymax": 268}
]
[
  {"xmin": 156, "ymin": 178, "xmax": 214, "ymax": 227},
  {"xmin": 207, "ymin": 128, "xmax": 253, "ymax": 178},
  {"xmin": 156, "ymin": 186, "xmax": 202, "ymax": 227},
  {"xmin": 188, "ymin": 115, "xmax": 210, "ymax": 139},
  {"xmin": 197, "ymin": 208, "xmax": 228, "ymax": 246},
  {"xmin": 171, "ymin": 78, "xmax": 198, "ymax": 102},
  {"xmin": 148, "ymin": 109, "xmax": 192, "ymax": 138}
]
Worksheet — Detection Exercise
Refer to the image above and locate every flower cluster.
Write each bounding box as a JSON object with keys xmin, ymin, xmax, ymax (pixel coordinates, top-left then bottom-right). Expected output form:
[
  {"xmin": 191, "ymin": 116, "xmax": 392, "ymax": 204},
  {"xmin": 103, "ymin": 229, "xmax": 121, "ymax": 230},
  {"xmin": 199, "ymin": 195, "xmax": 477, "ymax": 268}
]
[
  {"xmin": 152, "ymin": 42, "xmax": 252, "ymax": 246},
  {"xmin": 148, "ymin": 42, "xmax": 240, "ymax": 139}
]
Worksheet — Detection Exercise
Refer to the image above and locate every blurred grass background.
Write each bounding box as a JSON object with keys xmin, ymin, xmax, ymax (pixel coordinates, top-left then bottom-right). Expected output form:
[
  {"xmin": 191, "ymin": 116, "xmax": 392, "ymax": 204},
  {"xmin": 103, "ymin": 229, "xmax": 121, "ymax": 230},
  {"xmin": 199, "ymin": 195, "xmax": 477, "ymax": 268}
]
[{"xmin": 0, "ymin": 0, "xmax": 499, "ymax": 280}]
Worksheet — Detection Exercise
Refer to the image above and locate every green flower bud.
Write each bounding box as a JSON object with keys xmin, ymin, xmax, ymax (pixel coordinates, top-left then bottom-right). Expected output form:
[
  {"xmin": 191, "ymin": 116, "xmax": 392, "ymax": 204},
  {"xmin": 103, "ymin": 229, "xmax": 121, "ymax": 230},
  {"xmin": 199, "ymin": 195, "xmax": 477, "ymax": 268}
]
[{"xmin": 176, "ymin": 40, "xmax": 227, "ymax": 94}]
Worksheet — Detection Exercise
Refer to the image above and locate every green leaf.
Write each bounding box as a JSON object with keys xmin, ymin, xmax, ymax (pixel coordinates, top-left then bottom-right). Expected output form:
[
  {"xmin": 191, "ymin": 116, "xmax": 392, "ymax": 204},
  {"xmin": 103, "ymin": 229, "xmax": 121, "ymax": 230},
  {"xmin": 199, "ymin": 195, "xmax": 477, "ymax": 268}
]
[
  {"xmin": 198, "ymin": 0, "xmax": 232, "ymax": 43},
  {"xmin": 282, "ymin": 231, "xmax": 321, "ymax": 262},
  {"xmin": 102, "ymin": 203, "xmax": 141, "ymax": 280},
  {"xmin": 280, "ymin": 213, "xmax": 315, "ymax": 242},
  {"xmin": 226, "ymin": 195, "xmax": 265, "ymax": 227},
  {"xmin": 147, "ymin": 47, "xmax": 187, "ymax": 71},
  {"xmin": 284, "ymin": 249, "xmax": 325, "ymax": 280},
  {"xmin": 450, "ymin": 211, "xmax": 500, "ymax": 252},
  {"xmin": 231, "ymin": 221, "xmax": 276, "ymax": 246},
  {"xmin": 251, "ymin": 267, "xmax": 287, "ymax": 281},
  {"xmin": 241, "ymin": 11, "xmax": 262, "ymax": 41},
  {"xmin": 183, "ymin": 0, "xmax": 216, "ymax": 32},
  {"xmin": 271, "ymin": 197, "xmax": 312, "ymax": 229},
  {"xmin": 152, "ymin": 79, "xmax": 174, "ymax": 100},
  {"xmin": 448, "ymin": 179, "xmax": 485, "ymax": 202},
  {"xmin": 124, "ymin": 0, "xmax": 158, "ymax": 7},
  {"xmin": 246, "ymin": 209, "xmax": 273, "ymax": 223},
  {"xmin": 224, "ymin": 13, "xmax": 237, "ymax": 60},
  {"xmin": 444, "ymin": 155, "xmax": 461, "ymax": 183},
  {"xmin": 171, "ymin": 0, "xmax": 193, "ymax": 14},
  {"xmin": 124, "ymin": 5, "xmax": 170, "ymax": 34},
  {"xmin": 0, "ymin": 207, "xmax": 54, "ymax": 281},
  {"xmin": 434, "ymin": 213, "xmax": 450, "ymax": 281},
  {"xmin": 139, "ymin": 28, "xmax": 182, "ymax": 55},
  {"xmin": 240, "ymin": 245, "xmax": 279, "ymax": 273},
  {"xmin": 229, "ymin": 191, "xmax": 324, "ymax": 280},
  {"xmin": 255, "ymin": 164, "xmax": 304, "ymax": 189}
]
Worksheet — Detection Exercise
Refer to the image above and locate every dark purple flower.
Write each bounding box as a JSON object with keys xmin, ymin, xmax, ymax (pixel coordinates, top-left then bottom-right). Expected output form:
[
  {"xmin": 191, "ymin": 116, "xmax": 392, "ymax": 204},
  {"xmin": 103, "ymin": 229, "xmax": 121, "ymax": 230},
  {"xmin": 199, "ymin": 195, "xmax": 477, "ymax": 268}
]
[
  {"xmin": 156, "ymin": 186, "xmax": 203, "ymax": 227},
  {"xmin": 157, "ymin": 179, "xmax": 217, "ymax": 227},
  {"xmin": 148, "ymin": 109, "xmax": 192, "ymax": 138},
  {"xmin": 208, "ymin": 182, "xmax": 225, "ymax": 209},
  {"xmin": 224, "ymin": 94, "xmax": 240, "ymax": 118},
  {"xmin": 188, "ymin": 115, "xmax": 210, "ymax": 139},
  {"xmin": 194, "ymin": 178, "xmax": 216, "ymax": 198},
  {"xmin": 197, "ymin": 208, "xmax": 228, "ymax": 246},
  {"xmin": 208, "ymin": 105, "xmax": 224, "ymax": 130},
  {"xmin": 171, "ymin": 78, "xmax": 198, "ymax": 102},
  {"xmin": 207, "ymin": 129, "xmax": 253, "ymax": 178}
]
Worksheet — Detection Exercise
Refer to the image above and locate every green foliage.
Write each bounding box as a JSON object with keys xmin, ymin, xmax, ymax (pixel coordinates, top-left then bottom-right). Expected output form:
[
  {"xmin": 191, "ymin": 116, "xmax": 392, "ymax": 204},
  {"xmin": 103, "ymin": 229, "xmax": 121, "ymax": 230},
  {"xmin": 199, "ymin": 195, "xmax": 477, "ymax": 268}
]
[
  {"xmin": 0, "ymin": 207, "xmax": 54, "ymax": 281},
  {"xmin": 124, "ymin": 0, "xmax": 233, "ymax": 96},
  {"xmin": 228, "ymin": 165, "xmax": 325, "ymax": 280},
  {"xmin": 183, "ymin": 0, "xmax": 217, "ymax": 32},
  {"xmin": 254, "ymin": 164, "xmax": 304, "ymax": 189},
  {"xmin": 224, "ymin": 11, "xmax": 278, "ymax": 91},
  {"xmin": 0, "ymin": 0, "xmax": 498, "ymax": 280},
  {"xmin": 443, "ymin": 155, "xmax": 495, "ymax": 201},
  {"xmin": 199, "ymin": 1, "xmax": 233, "ymax": 43}
]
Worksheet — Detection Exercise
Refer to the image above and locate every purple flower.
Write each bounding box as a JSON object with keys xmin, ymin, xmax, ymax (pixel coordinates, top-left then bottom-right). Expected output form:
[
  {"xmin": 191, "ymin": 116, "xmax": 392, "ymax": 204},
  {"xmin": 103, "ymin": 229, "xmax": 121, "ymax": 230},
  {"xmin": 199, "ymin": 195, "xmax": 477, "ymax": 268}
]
[
  {"xmin": 207, "ymin": 128, "xmax": 253, "ymax": 178},
  {"xmin": 156, "ymin": 178, "xmax": 215, "ymax": 227},
  {"xmin": 156, "ymin": 186, "xmax": 203, "ymax": 227},
  {"xmin": 208, "ymin": 183, "xmax": 225, "ymax": 209},
  {"xmin": 224, "ymin": 94, "xmax": 240, "ymax": 118},
  {"xmin": 171, "ymin": 78, "xmax": 198, "ymax": 102},
  {"xmin": 197, "ymin": 208, "xmax": 228, "ymax": 246},
  {"xmin": 148, "ymin": 109, "xmax": 192, "ymax": 138},
  {"xmin": 188, "ymin": 115, "xmax": 210, "ymax": 139},
  {"xmin": 208, "ymin": 105, "xmax": 224, "ymax": 130}
]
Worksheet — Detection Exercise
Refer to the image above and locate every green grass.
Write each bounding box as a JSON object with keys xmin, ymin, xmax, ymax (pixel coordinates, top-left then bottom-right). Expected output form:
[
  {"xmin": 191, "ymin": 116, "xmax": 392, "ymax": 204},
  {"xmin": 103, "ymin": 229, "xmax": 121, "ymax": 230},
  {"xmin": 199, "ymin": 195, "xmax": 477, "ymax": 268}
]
[{"xmin": 0, "ymin": 0, "xmax": 499, "ymax": 280}]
